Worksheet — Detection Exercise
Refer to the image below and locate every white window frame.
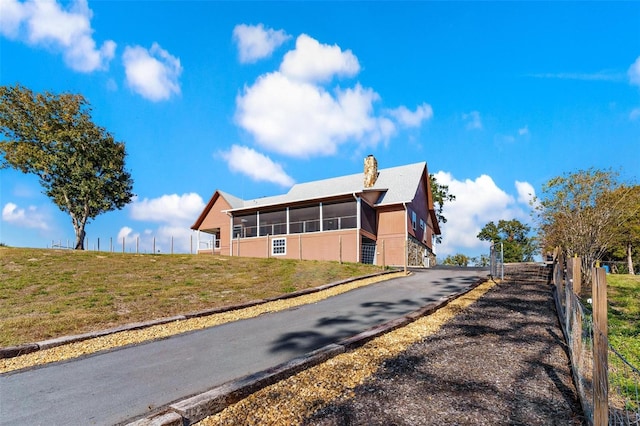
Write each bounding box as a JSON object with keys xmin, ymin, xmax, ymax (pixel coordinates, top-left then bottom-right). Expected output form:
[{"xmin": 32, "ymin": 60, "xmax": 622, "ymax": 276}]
[{"xmin": 272, "ymin": 237, "xmax": 286, "ymax": 256}]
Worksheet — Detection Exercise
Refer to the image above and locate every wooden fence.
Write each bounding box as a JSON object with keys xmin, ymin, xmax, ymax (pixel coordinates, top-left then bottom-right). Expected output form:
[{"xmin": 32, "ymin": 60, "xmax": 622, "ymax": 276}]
[{"xmin": 551, "ymin": 251, "xmax": 639, "ymax": 425}]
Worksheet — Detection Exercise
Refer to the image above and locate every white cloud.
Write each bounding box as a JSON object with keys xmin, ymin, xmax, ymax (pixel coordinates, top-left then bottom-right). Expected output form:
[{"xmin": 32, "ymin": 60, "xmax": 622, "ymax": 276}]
[
  {"xmin": 0, "ymin": 0, "xmax": 115, "ymax": 72},
  {"xmin": 630, "ymin": 108, "xmax": 640, "ymax": 121},
  {"xmin": 0, "ymin": 0, "xmax": 28, "ymax": 37},
  {"xmin": 628, "ymin": 56, "xmax": 640, "ymax": 87},
  {"xmin": 236, "ymin": 71, "xmax": 390, "ymax": 157},
  {"xmin": 518, "ymin": 125, "xmax": 529, "ymax": 136},
  {"xmin": 123, "ymin": 43, "xmax": 182, "ymax": 101},
  {"xmin": 2, "ymin": 202, "xmax": 49, "ymax": 230},
  {"xmin": 221, "ymin": 145, "xmax": 295, "ymax": 187},
  {"xmin": 233, "ymin": 23, "xmax": 290, "ymax": 64},
  {"xmin": 388, "ymin": 103, "xmax": 434, "ymax": 127},
  {"xmin": 115, "ymin": 224, "xmax": 195, "ymax": 254},
  {"xmin": 280, "ymin": 34, "xmax": 360, "ymax": 83},
  {"xmin": 129, "ymin": 193, "xmax": 205, "ymax": 225},
  {"xmin": 515, "ymin": 180, "xmax": 536, "ymax": 205},
  {"xmin": 117, "ymin": 226, "xmax": 136, "ymax": 241},
  {"xmin": 433, "ymin": 172, "xmax": 533, "ymax": 257},
  {"xmin": 120, "ymin": 193, "xmax": 207, "ymax": 253},
  {"xmin": 156, "ymin": 225, "xmax": 195, "ymax": 252},
  {"xmin": 234, "ymin": 32, "xmax": 432, "ymax": 164},
  {"xmin": 463, "ymin": 111, "xmax": 482, "ymax": 130}
]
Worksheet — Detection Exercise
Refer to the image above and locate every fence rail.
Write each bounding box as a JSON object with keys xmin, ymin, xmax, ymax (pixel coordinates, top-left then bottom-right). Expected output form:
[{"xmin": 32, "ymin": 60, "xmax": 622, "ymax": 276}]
[{"xmin": 552, "ymin": 251, "xmax": 639, "ymax": 425}]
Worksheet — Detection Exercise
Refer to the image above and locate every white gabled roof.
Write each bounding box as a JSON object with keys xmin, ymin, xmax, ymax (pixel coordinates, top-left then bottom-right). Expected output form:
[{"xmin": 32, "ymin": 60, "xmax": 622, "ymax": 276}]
[
  {"xmin": 217, "ymin": 190, "xmax": 245, "ymax": 209},
  {"xmin": 226, "ymin": 161, "xmax": 427, "ymax": 212}
]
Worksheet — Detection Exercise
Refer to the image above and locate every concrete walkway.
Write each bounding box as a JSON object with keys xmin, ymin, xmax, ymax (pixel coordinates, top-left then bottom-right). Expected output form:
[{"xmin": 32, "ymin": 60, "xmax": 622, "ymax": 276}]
[{"xmin": 0, "ymin": 268, "xmax": 487, "ymax": 425}]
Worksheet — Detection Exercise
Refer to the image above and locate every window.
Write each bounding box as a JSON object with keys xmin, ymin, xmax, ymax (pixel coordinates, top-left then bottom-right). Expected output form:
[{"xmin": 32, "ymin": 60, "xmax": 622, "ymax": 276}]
[
  {"xmin": 272, "ymin": 238, "xmax": 286, "ymax": 255},
  {"xmin": 260, "ymin": 210, "xmax": 287, "ymax": 236},
  {"xmin": 233, "ymin": 213, "xmax": 257, "ymax": 238},
  {"xmin": 289, "ymin": 205, "xmax": 320, "ymax": 233},
  {"xmin": 411, "ymin": 210, "xmax": 417, "ymax": 230},
  {"xmin": 420, "ymin": 219, "xmax": 425, "ymax": 230},
  {"xmin": 323, "ymin": 201, "xmax": 357, "ymax": 230}
]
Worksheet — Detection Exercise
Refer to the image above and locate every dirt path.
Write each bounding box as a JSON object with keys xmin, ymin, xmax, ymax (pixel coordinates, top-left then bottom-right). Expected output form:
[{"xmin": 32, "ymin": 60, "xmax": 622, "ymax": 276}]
[{"xmin": 301, "ymin": 280, "xmax": 585, "ymax": 425}]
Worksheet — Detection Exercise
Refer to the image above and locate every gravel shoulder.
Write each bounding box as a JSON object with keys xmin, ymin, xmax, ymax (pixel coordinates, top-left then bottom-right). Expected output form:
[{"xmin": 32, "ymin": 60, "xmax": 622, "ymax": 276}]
[
  {"xmin": 304, "ymin": 279, "xmax": 585, "ymax": 425},
  {"xmin": 203, "ymin": 279, "xmax": 585, "ymax": 425}
]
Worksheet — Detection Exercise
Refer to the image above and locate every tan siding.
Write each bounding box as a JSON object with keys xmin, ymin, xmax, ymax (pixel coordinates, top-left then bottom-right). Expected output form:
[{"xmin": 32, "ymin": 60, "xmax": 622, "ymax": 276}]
[
  {"xmin": 378, "ymin": 208, "xmax": 406, "ymax": 235},
  {"xmin": 197, "ymin": 195, "xmax": 232, "ymax": 255},
  {"xmin": 377, "ymin": 208, "xmax": 407, "ymax": 266},
  {"xmin": 375, "ymin": 235, "xmax": 406, "ymax": 266},
  {"xmin": 230, "ymin": 230, "xmax": 359, "ymax": 262}
]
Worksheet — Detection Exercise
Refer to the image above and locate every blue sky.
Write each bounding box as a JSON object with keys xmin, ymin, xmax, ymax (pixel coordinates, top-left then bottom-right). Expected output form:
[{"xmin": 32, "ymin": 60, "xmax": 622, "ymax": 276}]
[{"xmin": 1, "ymin": 1, "xmax": 639, "ymax": 258}]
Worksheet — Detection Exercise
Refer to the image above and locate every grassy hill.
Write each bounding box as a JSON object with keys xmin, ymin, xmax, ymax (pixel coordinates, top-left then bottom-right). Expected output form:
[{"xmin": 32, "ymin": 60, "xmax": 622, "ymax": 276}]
[
  {"xmin": 0, "ymin": 247, "xmax": 381, "ymax": 347},
  {"xmin": 607, "ymin": 274, "xmax": 640, "ymax": 368}
]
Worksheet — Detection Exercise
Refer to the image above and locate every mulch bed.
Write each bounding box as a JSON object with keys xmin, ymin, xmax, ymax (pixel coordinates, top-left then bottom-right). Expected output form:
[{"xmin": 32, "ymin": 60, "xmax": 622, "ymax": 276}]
[{"xmin": 301, "ymin": 279, "xmax": 586, "ymax": 425}]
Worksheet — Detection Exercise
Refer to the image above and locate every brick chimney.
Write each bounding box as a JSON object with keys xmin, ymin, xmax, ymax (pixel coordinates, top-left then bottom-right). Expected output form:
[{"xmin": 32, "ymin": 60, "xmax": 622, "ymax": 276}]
[{"xmin": 364, "ymin": 155, "xmax": 378, "ymax": 188}]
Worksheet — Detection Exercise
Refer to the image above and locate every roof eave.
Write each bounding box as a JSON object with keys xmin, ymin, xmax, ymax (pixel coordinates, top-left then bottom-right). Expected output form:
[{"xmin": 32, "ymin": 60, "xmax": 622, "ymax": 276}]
[{"xmin": 226, "ymin": 189, "xmax": 388, "ymax": 213}]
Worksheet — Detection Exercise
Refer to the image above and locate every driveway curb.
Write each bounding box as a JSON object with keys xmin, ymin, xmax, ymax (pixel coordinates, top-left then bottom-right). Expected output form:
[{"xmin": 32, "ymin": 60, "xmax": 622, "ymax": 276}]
[{"xmin": 124, "ymin": 277, "xmax": 486, "ymax": 425}]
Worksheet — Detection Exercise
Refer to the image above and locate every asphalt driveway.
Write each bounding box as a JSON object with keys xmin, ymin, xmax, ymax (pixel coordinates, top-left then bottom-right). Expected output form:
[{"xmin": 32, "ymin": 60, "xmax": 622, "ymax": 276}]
[{"xmin": 0, "ymin": 267, "xmax": 488, "ymax": 425}]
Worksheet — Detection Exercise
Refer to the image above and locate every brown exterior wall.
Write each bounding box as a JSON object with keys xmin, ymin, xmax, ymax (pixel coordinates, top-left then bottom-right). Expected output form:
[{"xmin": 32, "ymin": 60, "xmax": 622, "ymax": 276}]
[
  {"xmin": 376, "ymin": 207, "xmax": 407, "ymax": 266},
  {"xmin": 195, "ymin": 194, "xmax": 231, "ymax": 255},
  {"xmin": 406, "ymin": 175, "xmax": 429, "ymax": 244},
  {"xmin": 230, "ymin": 229, "xmax": 359, "ymax": 263},
  {"xmin": 360, "ymin": 191, "xmax": 383, "ymax": 206}
]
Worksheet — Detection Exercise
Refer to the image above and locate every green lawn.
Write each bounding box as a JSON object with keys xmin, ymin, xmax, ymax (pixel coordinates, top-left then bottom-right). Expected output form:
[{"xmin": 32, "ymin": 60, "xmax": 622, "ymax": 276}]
[
  {"xmin": 0, "ymin": 247, "xmax": 382, "ymax": 347},
  {"xmin": 607, "ymin": 273, "xmax": 640, "ymax": 367},
  {"xmin": 606, "ymin": 273, "xmax": 640, "ymax": 411}
]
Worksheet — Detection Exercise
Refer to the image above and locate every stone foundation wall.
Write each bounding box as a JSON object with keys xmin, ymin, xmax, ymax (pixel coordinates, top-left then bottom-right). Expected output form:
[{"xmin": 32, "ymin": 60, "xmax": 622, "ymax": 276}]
[{"xmin": 408, "ymin": 236, "xmax": 436, "ymax": 267}]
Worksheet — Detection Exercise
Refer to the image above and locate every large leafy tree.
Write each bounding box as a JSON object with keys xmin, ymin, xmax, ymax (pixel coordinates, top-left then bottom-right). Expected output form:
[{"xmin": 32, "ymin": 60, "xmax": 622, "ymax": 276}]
[
  {"xmin": 429, "ymin": 173, "xmax": 456, "ymax": 243},
  {"xmin": 0, "ymin": 84, "xmax": 134, "ymax": 250},
  {"xmin": 604, "ymin": 185, "xmax": 640, "ymax": 274},
  {"xmin": 534, "ymin": 168, "xmax": 636, "ymax": 280},
  {"xmin": 441, "ymin": 253, "xmax": 471, "ymax": 267},
  {"xmin": 477, "ymin": 219, "xmax": 536, "ymax": 263}
]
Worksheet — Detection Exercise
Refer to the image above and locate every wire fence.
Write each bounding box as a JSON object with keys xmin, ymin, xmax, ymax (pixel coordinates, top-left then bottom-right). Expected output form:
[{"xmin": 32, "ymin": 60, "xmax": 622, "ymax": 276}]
[
  {"xmin": 552, "ymin": 251, "xmax": 639, "ymax": 425},
  {"xmin": 48, "ymin": 234, "xmax": 208, "ymax": 255},
  {"xmin": 600, "ymin": 260, "xmax": 639, "ymax": 276},
  {"xmin": 489, "ymin": 242, "xmax": 504, "ymax": 280}
]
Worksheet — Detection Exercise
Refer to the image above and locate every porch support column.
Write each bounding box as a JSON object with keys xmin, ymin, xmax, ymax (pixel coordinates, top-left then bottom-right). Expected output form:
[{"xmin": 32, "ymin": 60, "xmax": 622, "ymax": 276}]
[
  {"xmin": 229, "ymin": 214, "xmax": 234, "ymax": 256},
  {"xmin": 286, "ymin": 207, "xmax": 290, "ymax": 234},
  {"xmin": 356, "ymin": 196, "xmax": 361, "ymax": 263}
]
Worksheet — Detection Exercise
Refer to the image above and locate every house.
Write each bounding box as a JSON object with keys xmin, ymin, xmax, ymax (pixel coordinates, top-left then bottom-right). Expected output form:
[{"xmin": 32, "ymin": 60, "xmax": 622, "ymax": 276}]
[{"xmin": 191, "ymin": 156, "xmax": 441, "ymax": 267}]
